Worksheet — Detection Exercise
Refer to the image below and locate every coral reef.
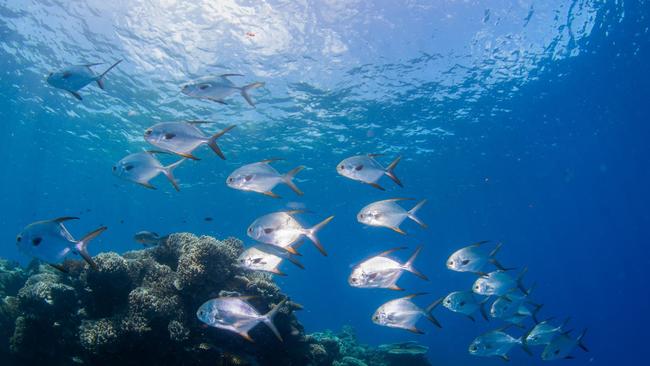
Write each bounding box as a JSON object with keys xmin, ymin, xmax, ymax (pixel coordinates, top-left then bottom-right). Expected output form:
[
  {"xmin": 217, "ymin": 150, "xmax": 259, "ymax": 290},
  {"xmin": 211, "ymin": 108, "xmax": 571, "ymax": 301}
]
[{"xmin": 0, "ymin": 233, "xmax": 433, "ymax": 366}]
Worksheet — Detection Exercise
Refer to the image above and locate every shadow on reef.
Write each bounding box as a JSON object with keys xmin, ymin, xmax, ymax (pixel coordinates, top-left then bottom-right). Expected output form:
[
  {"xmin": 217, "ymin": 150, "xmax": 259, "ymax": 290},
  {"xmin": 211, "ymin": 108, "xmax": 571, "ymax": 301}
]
[{"xmin": 0, "ymin": 233, "xmax": 432, "ymax": 366}]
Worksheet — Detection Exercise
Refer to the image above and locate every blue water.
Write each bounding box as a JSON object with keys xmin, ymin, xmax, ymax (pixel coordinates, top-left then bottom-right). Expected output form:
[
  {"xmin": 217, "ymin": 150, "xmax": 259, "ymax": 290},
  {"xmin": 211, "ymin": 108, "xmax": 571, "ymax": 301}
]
[{"xmin": 1, "ymin": 0, "xmax": 648, "ymax": 365}]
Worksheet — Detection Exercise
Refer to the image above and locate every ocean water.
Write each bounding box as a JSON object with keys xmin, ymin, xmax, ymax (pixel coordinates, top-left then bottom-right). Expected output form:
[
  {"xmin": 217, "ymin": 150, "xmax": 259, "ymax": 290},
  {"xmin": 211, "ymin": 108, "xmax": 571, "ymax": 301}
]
[{"xmin": 1, "ymin": 0, "xmax": 648, "ymax": 365}]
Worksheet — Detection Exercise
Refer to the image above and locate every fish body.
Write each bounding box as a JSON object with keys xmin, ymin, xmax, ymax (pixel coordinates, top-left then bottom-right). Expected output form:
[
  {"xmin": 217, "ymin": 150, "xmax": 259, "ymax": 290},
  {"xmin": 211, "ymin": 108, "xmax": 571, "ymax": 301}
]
[
  {"xmin": 144, "ymin": 122, "xmax": 235, "ymax": 160},
  {"xmin": 525, "ymin": 318, "xmax": 569, "ymax": 346},
  {"xmin": 541, "ymin": 329, "xmax": 588, "ymax": 360},
  {"xmin": 491, "ymin": 288, "xmax": 542, "ymax": 323},
  {"xmin": 113, "ymin": 151, "xmax": 185, "ymax": 191},
  {"xmin": 247, "ymin": 210, "xmax": 333, "ymax": 256},
  {"xmin": 473, "ymin": 269, "xmax": 527, "ymax": 296},
  {"xmin": 348, "ymin": 247, "xmax": 427, "ymax": 290},
  {"xmin": 226, "ymin": 160, "xmax": 304, "ymax": 198},
  {"xmin": 46, "ymin": 60, "xmax": 122, "ymax": 100},
  {"xmin": 237, "ymin": 244, "xmax": 303, "ymax": 275},
  {"xmin": 196, "ymin": 297, "xmax": 285, "ymax": 342},
  {"xmin": 133, "ymin": 231, "xmax": 166, "ymax": 247},
  {"xmin": 181, "ymin": 74, "xmax": 264, "ymax": 107},
  {"xmin": 446, "ymin": 241, "xmax": 506, "ymax": 273},
  {"xmin": 468, "ymin": 329, "xmax": 529, "ymax": 361},
  {"xmin": 337, "ymin": 154, "xmax": 402, "ymax": 190},
  {"xmin": 442, "ymin": 291, "xmax": 489, "ymax": 322},
  {"xmin": 16, "ymin": 217, "xmax": 106, "ymax": 270},
  {"xmin": 357, "ymin": 198, "xmax": 426, "ymax": 234},
  {"xmin": 372, "ymin": 293, "xmax": 442, "ymax": 334}
]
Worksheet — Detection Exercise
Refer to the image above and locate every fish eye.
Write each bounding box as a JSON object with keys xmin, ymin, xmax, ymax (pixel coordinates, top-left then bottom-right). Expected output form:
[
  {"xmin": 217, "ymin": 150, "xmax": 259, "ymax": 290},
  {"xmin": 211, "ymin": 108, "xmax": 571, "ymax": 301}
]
[
  {"xmin": 112, "ymin": 166, "xmax": 117, "ymax": 171},
  {"xmin": 16, "ymin": 236, "xmax": 21, "ymax": 242},
  {"xmin": 470, "ymin": 345, "xmax": 478, "ymax": 351},
  {"xmin": 448, "ymin": 260, "xmax": 453, "ymax": 266},
  {"xmin": 199, "ymin": 84, "xmax": 210, "ymax": 90},
  {"xmin": 339, "ymin": 165, "xmax": 345, "ymax": 170},
  {"xmin": 32, "ymin": 237, "xmax": 42, "ymax": 246},
  {"xmin": 144, "ymin": 129, "xmax": 152, "ymax": 136},
  {"xmin": 228, "ymin": 177, "xmax": 233, "ymax": 183}
]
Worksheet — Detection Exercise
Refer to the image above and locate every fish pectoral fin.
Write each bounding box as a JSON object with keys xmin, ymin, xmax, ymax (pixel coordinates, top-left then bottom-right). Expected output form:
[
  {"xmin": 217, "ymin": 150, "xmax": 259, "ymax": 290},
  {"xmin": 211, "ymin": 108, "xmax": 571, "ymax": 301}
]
[
  {"xmin": 406, "ymin": 326, "xmax": 425, "ymax": 335},
  {"xmin": 137, "ymin": 181, "xmax": 157, "ymax": 190},
  {"xmin": 368, "ymin": 182, "xmax": 385, "ymax": 191},
  {"xmin": 262, "ymin": 191, "xmax": 281, "ymax": 199},
  {"xmin": 388, "ymin": 226, "xmax": 407, "ymax": 235},
  {"xmin": 69, "ymin": 91, "xmax": 82, "ymax": 100}
]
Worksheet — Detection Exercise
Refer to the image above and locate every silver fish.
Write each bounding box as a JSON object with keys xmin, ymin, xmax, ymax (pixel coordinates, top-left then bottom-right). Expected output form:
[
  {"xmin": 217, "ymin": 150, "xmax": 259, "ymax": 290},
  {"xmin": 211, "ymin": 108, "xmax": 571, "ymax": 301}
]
[
  {"xmin": 446, "ymin": 241, "xmax": 508, "ymax": 274},
  {"xmin": 336, "ymin": 154, "xmax": 402, "ymax": 190},
  {"xmin": 472, "ymin": 268, "xmax": 528, "ymax": 296},
  {"xmin": 357, "ymin": 198, "xmax": 426, "ymax": 235},
  {"xmin": 490, "ymin": 284, "xmax": 542, "ymax": 323},
  {"xmin": 16, "ymin": 217, "xmax": 106, "ymax": 271},
  {"xmin": 181, "ymin": 74, "xmax": 264, "ymax": 107},
  {"xmin": 442, "ymin": 291, "xmax": 489, "ymax": 322},
  {"xmin": 144, "ymin": 122, "xmax": 235, "ymax": 160},
  {"xmin": 237, "ymin": 244, "xmax": 304, "ymax": 276},
  {"xmin": 196, "ymin": 296, "xmax": 286, "ymax": 342},
  {"xmin": 113, "ymin": 151, "xmax": 185, "ymax": 191},
  {"xmin": 247, "ymin": 210, "xmax": 334, "ymax": 256},
  {"xmin": 468, "ymin": 328, "xmax": 531, "ymax": 361},
  {"xmin": 348, "ymin": 246, "xmax": 427, "ymax": 290},
  {"xmin": 524, "ymin": 317, "xmax": 571, "ymax": 346},
  {"xmin": 541, "ymin": 329, "xmax": 588, "ymax": 360},
  {"xmin": 372, "ymin": 293, "xmax": 442, "ymax": 334},
  {"xmin": 46, "ymin": 60, "xmax": 122, "ymax": 100},
  {"xmin": 226, "ymin": 159, "xmax": 304, "ymax": 198},
  {"xmin": 133, "ymin": 231, "xmax": 167, "ymax": 247}
]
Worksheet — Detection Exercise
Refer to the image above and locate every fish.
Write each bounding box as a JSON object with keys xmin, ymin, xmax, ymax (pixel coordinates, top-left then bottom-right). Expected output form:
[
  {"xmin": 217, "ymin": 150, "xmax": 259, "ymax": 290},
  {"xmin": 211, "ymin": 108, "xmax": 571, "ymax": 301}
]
[
  {"xmin": 377, "ymin": 341, "xmax": 429, "ymax": 355},
  {"xmin": 541, "ymin": 329, "xmax": 589, "ymax": 360},
  {"xmin": 247, "ymin": 210, "xmax": 334, "ymax": 256},
  {"xmin": 524, "ymin": 317, "xmax": 571, "ymax": 346},
  {"xmin": 144, "ymin": 122, "xmax": 236, "ymax": 160},
  {"xmin": 133, "ymin": 231, "xmax": 168, "ymax": 247},
  {"xmin": 472, "ymin": 268, "xmax": 528, "ymax": 296},
  {"xmin": 46, "ymin": 60, "xmax": 122, "ymax": 100},
  {"xmin": 113, "ymin": 151, "xmax": 185, "ymax": 191},
  {"xmin": 348, "ymin": 246, "xmax": 427, "ymax": 290},
  {"xmin": 442, "ymin": 291, "xmax": 489, "ymax": 322},
  {"xmin": 357, "ymin": 198, "xmax": 426, "ymax": 235},
  {"xmin": 336, "ymin": 154, "xmax": 402, "ymax": 190},
  {"xmin": 16, "ymin": 217, "xmax": 106, "ymax": 271},
  {"xmin": 196, "ymin": 296, "xmax": 286, "ymax": 342},
  {"xmin": 468, "ymin": 327, "xmax": 532, "ymax": 361},
  {"xmin": 226, "ymin": 159, "xmax": 304, "ymax": 198},
  {"xmin": 490, "ymin": 284, "xmax": 543, "ymax": 323},
  {"xmin": 237, "ymin": 244, "xmax": 304, "ymax": 275},
  {"xmin": 446, "ymin": 241, "xmax": 509, "ymax": 274},
  {"xmin": 181, "ymin": 74, "xmax": 264, "ymax": 107},
  {"xmin": 371, "ymin": 293, "xmax": 442, "ymax": 334},
  {"xmin": 204, "ymin": 217, "xmax": 213, "ymax": 222}
]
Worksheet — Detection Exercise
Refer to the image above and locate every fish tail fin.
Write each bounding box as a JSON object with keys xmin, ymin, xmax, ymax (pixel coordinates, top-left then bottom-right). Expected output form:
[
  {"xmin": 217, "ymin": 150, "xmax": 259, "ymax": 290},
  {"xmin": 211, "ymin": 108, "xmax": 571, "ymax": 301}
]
[
  {"xmin": 76, "ymin": 226, "xmax": 107, "ymax": 270},
  {"xmin": 479, "ymin": 297, "xmax": 490, "ymax": 321},
  {"xmin": 519, "ymin": 335, "xmax": 533, "ymax": 356},
  {"xmin": 403, "ymin": 245, "xmax": 428, "ymax": 280},
  {"xmin": 516, "ymin": 267, "xmax": 529, "ymax": 294},
  {"xmin": 262, "ymin": 299, "xmax": 286, "ymax": 342},
  {"xmin": 531, "ymin": 303, "xmax": 544, "ymax": 324},
  {"xmin": 577, "ymin": 328, "xmax": 589, "ymax": 352},
  {"xmin": 424, "ymin": 297, "xmax": 443, "ymax": 328},
  {"xmin": 384, "ymin": 155, "xmax": 403, "ymax": 187},
  {"xmin": 96, "ymin": 59, "xmax": 122, "ymax": 89},
  {"xmin": 286, "ymin": 255, "xmax": 305, "ymax": 270},
  {"xmin": 207, "ymin": 125, "xmax": 236, "ymax": 159},
  {"xmin": 163, "ymin": 158, "xmax": 186, "ymax": 191},
  {"xmin": 305, "ymin": 216, "xmax": 334, "ymax": 256},
  {"xmin": 283, "ymin": 166, "xmax": 305, "ymax": 196},
  {"xmin": 406, "ymin": 199, "xmax": 427, "ymax": 228},
  {"xmin": 240, "ymin": 82, "xmax": 265, "ymax": 107}
]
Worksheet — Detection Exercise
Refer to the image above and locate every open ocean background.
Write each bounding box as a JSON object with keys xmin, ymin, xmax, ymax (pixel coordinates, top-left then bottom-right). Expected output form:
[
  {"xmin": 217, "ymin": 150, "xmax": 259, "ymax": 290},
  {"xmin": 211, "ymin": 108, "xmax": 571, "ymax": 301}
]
[{"xmin": 1, "ymin": 1, "xmax": 648, "ymax": 364}]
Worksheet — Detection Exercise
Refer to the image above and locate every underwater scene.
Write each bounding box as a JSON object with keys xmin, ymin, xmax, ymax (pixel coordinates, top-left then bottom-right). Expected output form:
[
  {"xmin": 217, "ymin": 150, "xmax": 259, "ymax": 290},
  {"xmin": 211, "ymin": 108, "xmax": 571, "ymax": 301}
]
[{"xmin": 0, "ymin": 1, "xmax": 648, "ymax": 365}]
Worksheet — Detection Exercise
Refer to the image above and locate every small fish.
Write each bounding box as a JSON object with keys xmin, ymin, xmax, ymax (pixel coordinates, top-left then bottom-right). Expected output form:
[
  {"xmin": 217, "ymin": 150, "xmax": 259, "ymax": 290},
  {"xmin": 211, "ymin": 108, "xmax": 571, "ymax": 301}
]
[
  {"xmin": 541, "ymin": 329, "xmax": 589, "ymax": 360},
  {"xmin": 46, "ymin": 60, "xmax": 122, "ymax": 100},
  {"xmin": 524, "ymin": 317, "xmax": 571, "ymax": 346},
  {"xmin": 182, "ymin": 74, "xmax": 264, "ymax": 107},
  {"xmin": 490, "ymin": 284, "xmax": 542, "ymax": 323},
  {"xmin": 473, "ymin": 268, "xmax": 528, "ymax": 296},
  {"xmin": 113, "ymin": 151, "xmax": 185, "ymax": 191},
  {"xmin": 144, "ymin": 122, "xmax": 235, "ymax": 160},
  {"xmin": 237, "ymin": 244, "xmax": 304, "ymax": 275},
  {"xmin": 133, "ymin": 231, "xmax": 168, "ymax": 247},
  {"xmin": 247, "ymin": 210, "xmax": 334, "ymax": 256},
  {"xmin": 446, "ymin": 241, "xmax": 508, "ymax": 274},
  {"xmin": 196, "ymin": 296, "xmax": 286, "ymax": 342},
  {"xmin": 336, "ymin": 154, "xmax": 402, "ymax": 190},
  {"xmin": 16, "ymin": 217, "xmax": 106, "ymax": 271},
  {"xmin": 348, "ymin": 246, "xmax": 427, "ymax": 291},
  {"xmin": 357, "ymin": 198, "xmax": 426, "ymax": 235},
  {"xmin": 442, "ymin": 291, "xmax": 489, "ymax": 322},
  {"xmin": 468, "ymin": 328, "xmax": 532, "ymax": 361},
  {"xmin": 372, "ymin": 293, "xmax": 442, "ymax": 334},
  {"xmin": 227, "ymin": 159, "xmax": 304, "ymax": 198},
  {"xmin": 204, "ymin": 217, "xmax": 213, "ymax": 222},
  {"xmin": 378, "ymin": 341, "xmax": 429, "ymax": 355}
]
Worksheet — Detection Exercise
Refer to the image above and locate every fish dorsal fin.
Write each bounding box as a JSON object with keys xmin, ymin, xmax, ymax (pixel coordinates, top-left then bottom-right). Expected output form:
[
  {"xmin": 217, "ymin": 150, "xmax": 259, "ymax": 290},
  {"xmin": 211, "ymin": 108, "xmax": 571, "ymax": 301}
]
[
  {"xmin": 145, "ymin": 150, "xmax": 172, "ymax": 155},
  {"xmin": 402, "ymin": 292, "xmax": 428, "ymax": 301},
  {"xmin": 259, "ymin": 158, "xmax": 283, "ymax": 164},
  {"xmin": 367, "ymin": 153, "xmax": 384, "ymax": 158},
  {"xmin": 469, "ymin": 240, "xmax": 490, "ymax": 248},
  {"xmin": 283, "ymin": 209, "xmax": 309, "ymax": 216},
  {"xmin": 78, "ymin": 62, "xmax": 104, "ymax": 67},
  {"xmin": 381, "ymin": 198, "xmax": 415, "ymax": 203},
  {"xmin": 376, "ymin": 246, "xmax": 408, "ymax": 258},
  {"xmin": 219, "ymin": 73, "xmax": 244, "ymax": 79},
  {"xmin": 185, "ymin": 120, "xmax": 215, "ymax": 125},
  {"xmin": 52, "ymin": 216, "xmax": 80, "ymax": 224}
]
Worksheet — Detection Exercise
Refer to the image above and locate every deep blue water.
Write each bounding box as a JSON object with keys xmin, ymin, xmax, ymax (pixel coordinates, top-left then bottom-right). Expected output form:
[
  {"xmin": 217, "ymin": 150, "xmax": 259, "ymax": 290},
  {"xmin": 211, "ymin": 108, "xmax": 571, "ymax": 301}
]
[{"xmin": 1, "ymin": 1, "xmax": 649, "ymax": 365}]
